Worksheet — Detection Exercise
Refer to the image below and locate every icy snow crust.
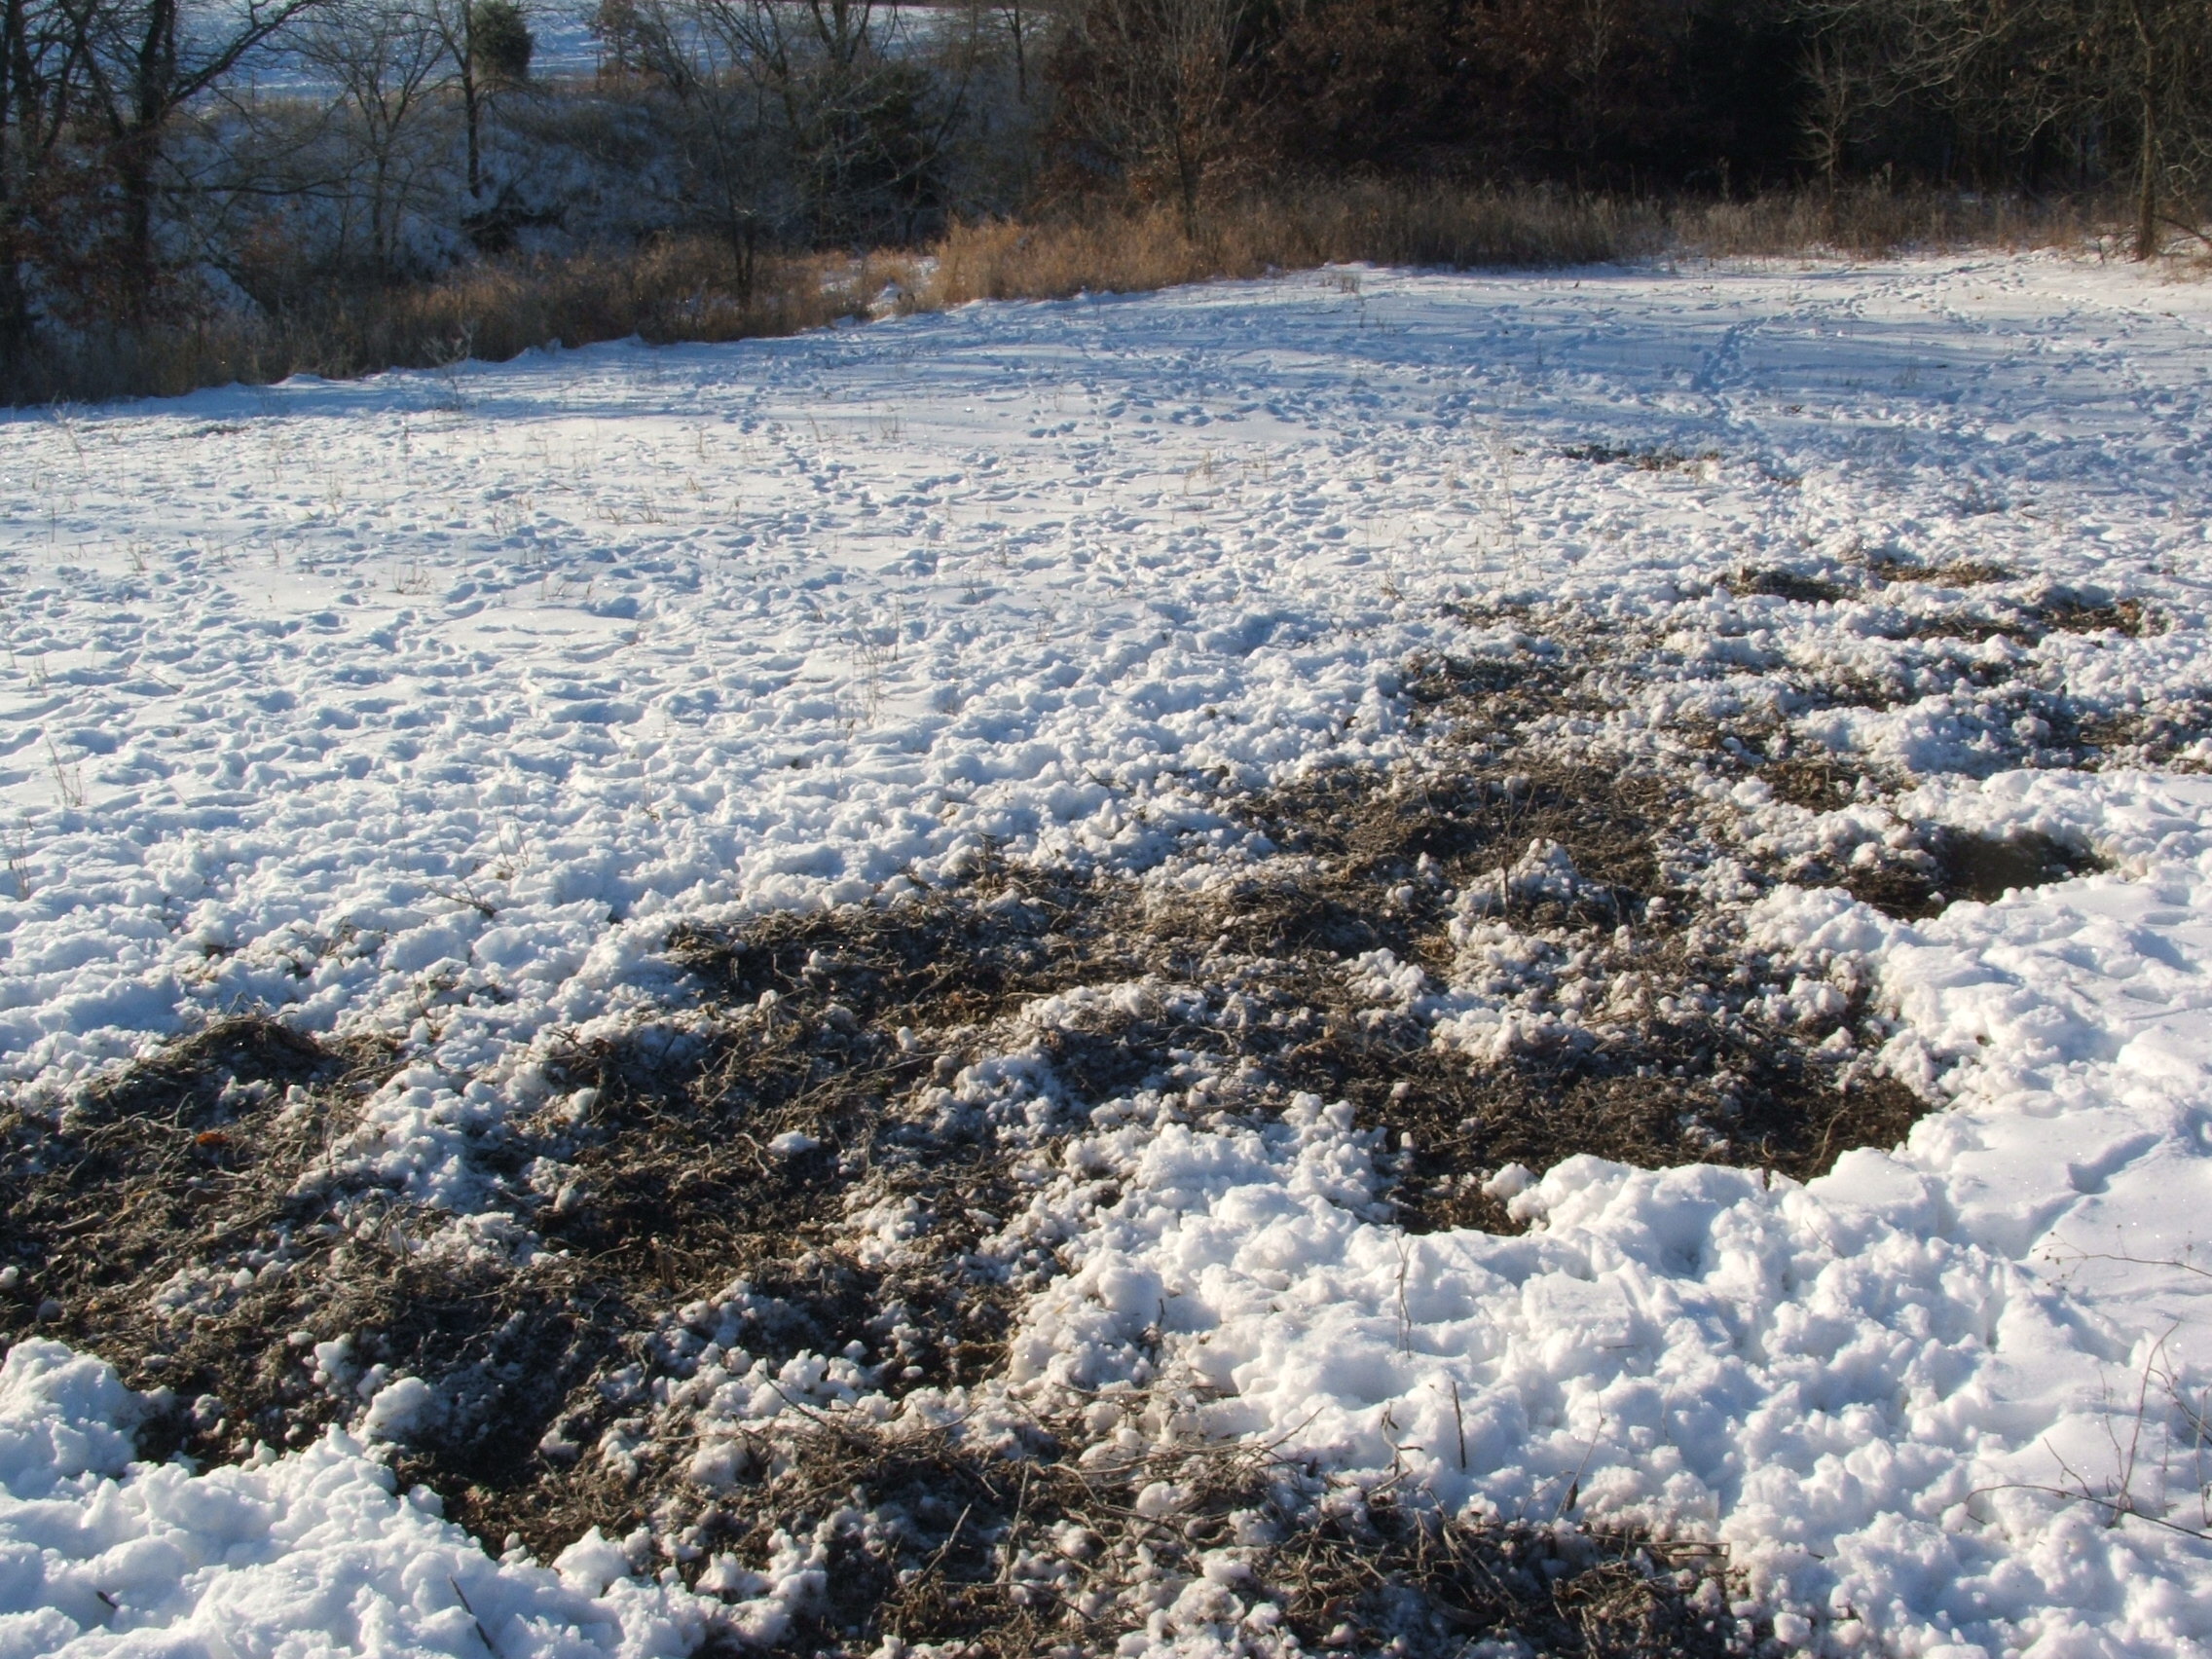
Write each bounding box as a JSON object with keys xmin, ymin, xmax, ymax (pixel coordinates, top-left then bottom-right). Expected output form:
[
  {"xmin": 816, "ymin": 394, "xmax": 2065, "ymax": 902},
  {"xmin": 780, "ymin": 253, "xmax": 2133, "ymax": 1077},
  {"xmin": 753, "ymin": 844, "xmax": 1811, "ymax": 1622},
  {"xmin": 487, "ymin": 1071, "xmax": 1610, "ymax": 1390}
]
[{"xmin": 7, "ymin": 255, "xmax": 2212, "ymax": 1653}]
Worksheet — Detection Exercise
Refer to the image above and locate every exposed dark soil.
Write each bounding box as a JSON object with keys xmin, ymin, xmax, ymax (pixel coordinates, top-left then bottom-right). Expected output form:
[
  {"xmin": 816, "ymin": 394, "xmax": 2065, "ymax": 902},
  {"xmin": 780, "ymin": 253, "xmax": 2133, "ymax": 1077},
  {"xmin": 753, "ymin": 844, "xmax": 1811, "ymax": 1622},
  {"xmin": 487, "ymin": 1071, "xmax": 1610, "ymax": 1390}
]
[
  {"xmin": 1908, "ymin": 589, "xmax": 2156, "ymax": 645},
  {"xmin": 707, "ymin": 1418, "xmax": 1754, "ymax": 1659},
  {"xmin": 1867, "ymin": 555, "xmax": 2012, "ymax": 587},
  {"xmin": 1561, "ymin": 441, "xmax": 1719, "ymax": 473},
  {"xmin": 1841, "ymin": 828, "xmax": 2105, "ymax": 920},
  {"xmin": 0, "ymin": 1020, "xmax": 403, "ymax": 1459},
  {"xmin": 1727, "ymin": 567, "xmax": 1848, "ymax": 604},
  {"xmin": 1717, "ymin": 562, "xmax": 2155, "ymax": 646},
  {"xmin": 2075, "ymin": 697, "xmax": 2212, "ymax": 769}
]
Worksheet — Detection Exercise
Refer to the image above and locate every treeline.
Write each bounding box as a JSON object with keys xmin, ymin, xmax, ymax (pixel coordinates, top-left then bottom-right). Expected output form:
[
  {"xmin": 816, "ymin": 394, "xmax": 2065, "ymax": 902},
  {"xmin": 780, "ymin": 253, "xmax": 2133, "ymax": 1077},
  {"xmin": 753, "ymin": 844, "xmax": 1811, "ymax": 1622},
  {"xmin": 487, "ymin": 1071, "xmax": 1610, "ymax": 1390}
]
[
  {"xmin": 1061, "ymin": 0, "xmax": 2208, "ymax": 241},
  {"xmin": 2, "ymin": 0, "xmax": 2205, "ymax": 399}
]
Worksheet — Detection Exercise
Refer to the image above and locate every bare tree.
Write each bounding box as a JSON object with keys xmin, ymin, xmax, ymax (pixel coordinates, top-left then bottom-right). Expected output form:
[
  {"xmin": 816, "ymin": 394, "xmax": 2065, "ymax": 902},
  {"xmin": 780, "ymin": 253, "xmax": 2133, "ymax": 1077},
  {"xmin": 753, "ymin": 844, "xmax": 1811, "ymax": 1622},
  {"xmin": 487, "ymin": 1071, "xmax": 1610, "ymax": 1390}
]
[
  {"xmin": 994, "ymin": 0, "xmax": 1043, "ymax": 103},
  {"xmin": 424, "ymin": 0, "xmax": 484, "ymax": 201},
  {"xmin": 1563, "ymin": 0, "xmax": 1626, "ymax": 181},
  {"xmin": 603, "ymin": 0, "xmax": 783, "ymax": 276},
  {"xmin": 2118, "ymin": 0, "xmax": 2207, "ymax": 256},
  {"xmin": 1054, "ymin": 0, "xmax": 1250, "ymax": 235},
  {"xmin": 299, "ymin": 0, "xmax": 450, "ymax": 274},
  {"xmin": 423, "ymin": 0, "xmax": 529, "ymax": 210},
  {"xmin": 1792, "ymin": 0, "xmax": 1952, "ymax": 186},
  {"xmin": 1, "ymin": 0, "xmax": 82, "ymax": 347},
  {"xmin": 61, "ymin": 0, "xmax": 326, "ymax": 307},
  {"xmin": 640, "ymin": 0, "xmax": 977, "ymax": 244},
  {"xmin": 1796, "ymin": 0, "xmax": 2212, "ymax": 255}
]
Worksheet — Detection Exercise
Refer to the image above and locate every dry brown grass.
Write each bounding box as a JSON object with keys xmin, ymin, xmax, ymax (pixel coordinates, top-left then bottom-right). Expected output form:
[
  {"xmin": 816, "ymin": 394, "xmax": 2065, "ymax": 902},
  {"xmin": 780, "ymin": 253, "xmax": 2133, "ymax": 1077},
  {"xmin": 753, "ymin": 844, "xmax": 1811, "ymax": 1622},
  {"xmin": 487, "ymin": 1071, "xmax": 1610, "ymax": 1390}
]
[
  {"xmin": 923, "ymin": 185, "xmax": 1643, "ymax": 303},
  {"xmin": 20, "ymin": 618, "xmax": 2144, "ymax": 1646},
  {"xmin": 1667, "ymin": 185, "xmax": 2105, "ymax": 258},
  {"xmin": 9, "ymin": 183, "xmax": 2116, "ymax": 405},
  {"xmin": 924, "ymin": 183, "xmax": 2102, "ymax": 308},
  {"xmin": 0, "ymin": 683, "xmax": 1954, "ymax": 1556},
  {"xmin": 704, "ymin": 1412, "xmax": 1753, "ymax": 1658},
  {"xmin": 5, "ymin": 241, "xmax": 925, "ymax": 404},
  {"xmin": 1866, "ymin": 554, "xmax": 2015, "ymax": 587}
]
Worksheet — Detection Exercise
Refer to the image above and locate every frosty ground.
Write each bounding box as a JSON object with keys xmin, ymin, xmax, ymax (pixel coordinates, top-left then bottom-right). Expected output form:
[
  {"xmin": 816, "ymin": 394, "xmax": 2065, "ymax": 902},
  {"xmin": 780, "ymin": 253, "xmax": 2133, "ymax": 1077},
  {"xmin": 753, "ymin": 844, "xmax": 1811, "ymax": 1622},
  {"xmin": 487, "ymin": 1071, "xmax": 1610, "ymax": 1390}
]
[{"xmin": 4, "ymin": 253, "xmax": 2212, "ymax": 1657}]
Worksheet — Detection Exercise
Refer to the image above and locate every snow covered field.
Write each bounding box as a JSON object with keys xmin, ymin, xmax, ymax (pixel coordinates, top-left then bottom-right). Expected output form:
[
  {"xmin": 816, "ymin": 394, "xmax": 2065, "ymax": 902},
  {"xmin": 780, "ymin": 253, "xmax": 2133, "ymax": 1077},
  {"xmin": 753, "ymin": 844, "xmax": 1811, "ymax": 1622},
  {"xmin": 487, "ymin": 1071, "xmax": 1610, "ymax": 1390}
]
[{"xmin": 5, "ymin": 253, "xmax": 2212, "ymax": 1656}]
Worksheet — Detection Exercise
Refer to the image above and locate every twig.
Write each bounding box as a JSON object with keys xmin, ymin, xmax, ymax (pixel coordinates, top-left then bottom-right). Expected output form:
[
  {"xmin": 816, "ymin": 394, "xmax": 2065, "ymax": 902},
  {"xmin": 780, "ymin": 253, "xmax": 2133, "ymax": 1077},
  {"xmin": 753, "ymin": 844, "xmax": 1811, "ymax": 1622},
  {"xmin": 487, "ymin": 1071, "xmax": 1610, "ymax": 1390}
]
[
  {"xmin": 998, "ymin": 1463, "xmax": 1033, "ymax": 1584},
  {"xmin": 2046, "ymin": 1244, "xmax": 2212, "ymax": 1286},
  {"xmin": 1395, "ymin": 1235, "xmax": 1415, "ymax": 1357},
  {"xmin": 1553, "ymin": 1415, "xmax": 1605, "ymax": 1521},
  {"xmin": 917, "ymin": 1501, "xmax": 974, "ymax": 1583},
  {"xmin": 449, "ymin": 1576, "xmax": 498, "ymax": 1652},
  {"xmin": 425, "ymin": 880, "xmax": 498, "ymax": 919},
  {"xmin": 1966, "ymin": 1481, "xmax": 2212, "ymax": 1541},
  {"xmin": 762, "ymin": 1380, "xmax": 871, "ymax": 1444}
]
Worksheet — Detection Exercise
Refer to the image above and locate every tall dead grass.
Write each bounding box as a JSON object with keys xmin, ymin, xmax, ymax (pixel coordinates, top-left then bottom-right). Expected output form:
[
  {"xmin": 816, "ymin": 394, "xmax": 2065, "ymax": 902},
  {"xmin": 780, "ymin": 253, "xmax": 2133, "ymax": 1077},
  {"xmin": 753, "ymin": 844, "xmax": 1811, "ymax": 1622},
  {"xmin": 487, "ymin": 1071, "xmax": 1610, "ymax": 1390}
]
[
  {"xmin": 1671, "ymin": 185, "xmax": 2106, "ymax": 258},
  {"xmin": 926, "ymin": 183, "xmax": 2106, "ymax": 304},
  {"xmin": 924, "ymin": 185, "xmax": 1644, "ymax": 303},
  {"xmin": 6, "ymin": 183, "xmax": 2111, "ymax": 405},
  {"xmin": 4, "ymin": 240, "xmax": 922, "ymax": 405}
]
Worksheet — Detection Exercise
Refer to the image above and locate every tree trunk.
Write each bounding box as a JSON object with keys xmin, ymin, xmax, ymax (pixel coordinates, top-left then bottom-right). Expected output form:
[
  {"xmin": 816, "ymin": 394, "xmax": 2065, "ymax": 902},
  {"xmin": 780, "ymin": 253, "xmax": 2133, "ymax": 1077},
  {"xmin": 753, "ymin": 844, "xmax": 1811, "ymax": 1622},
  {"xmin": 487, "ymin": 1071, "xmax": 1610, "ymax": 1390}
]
[
  {"xmin": 2136, "ymin": 92, "xmax": 2157, "ymax": 258},
  {"xmin": 1174, "ymin": 121, "xmax": 1200, "ymax": 240},
  {"xmin": 115, "ymin": 0, "xmax": 183, "ymax": 313},
  {"xmin": 461, "ymin": 58, "xmax": 483, "ymax": 200},
  {"xmin": 2131, "ymin": 0, "xmax": 2159, "ymax": 260},
  {"xmin": 0, "ymin": 0, "xmax": 23, "ymax": 354},
  {"xmin": 0, "ymin": 190, "xmax": 26, "ymax": 361},
  {"xmin": 114, "ymin": 127, "xmax": 161, "ymax": 314}
]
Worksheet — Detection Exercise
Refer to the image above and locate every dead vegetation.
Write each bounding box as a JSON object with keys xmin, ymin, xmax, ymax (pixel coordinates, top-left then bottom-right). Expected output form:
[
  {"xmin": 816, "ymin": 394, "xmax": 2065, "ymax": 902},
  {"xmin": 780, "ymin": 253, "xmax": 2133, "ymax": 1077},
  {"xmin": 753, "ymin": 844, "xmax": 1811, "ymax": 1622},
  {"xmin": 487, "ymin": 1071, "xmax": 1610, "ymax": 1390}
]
[
  {"xmin": 1867, "ymin": 554, "xmax": 2013, "ymax": 587},
  {"xmin": 5, "ymin": 242, "xmax": 930, "ymax": 406},
  {"xmin": 1719, "ymin": 562, "xmax": 2155, "ymax": 644},
  {"xmin": 0, "ymin": 608, "xmax": 2159, "ymax": 1651},
  {"xmin": 1727, "ymin": 567, "xmax": 1849, "ymax": 604},
  {"xmin": 0, "ymin": 730, "xmax": 1945, "ymax": 1518},
  {"xmin": 13, "ymin": 185, "xmax": 2118, "ymax": 405},
  {"xmin": 1902, "ymin": 589, "xmax": 2157, "ymax": 645},
  {"xmin": 0, "ymin": 724, "xmax": 1926, "ymax": 1645},
  {"xmin": 670, "ymin": 1416, "xmax": 1754, "ymax": 1659},
  {"xmin": 0, "ymin": 1020, "xmax": 402, "ymax": 1453},
  {"xmin": 1839, "ymin": 828, "xmax": 2105, "ymax": 919},
  {"xmin": 1560, "ymin": 441, "xmax": 1719, "ymax": 472}
]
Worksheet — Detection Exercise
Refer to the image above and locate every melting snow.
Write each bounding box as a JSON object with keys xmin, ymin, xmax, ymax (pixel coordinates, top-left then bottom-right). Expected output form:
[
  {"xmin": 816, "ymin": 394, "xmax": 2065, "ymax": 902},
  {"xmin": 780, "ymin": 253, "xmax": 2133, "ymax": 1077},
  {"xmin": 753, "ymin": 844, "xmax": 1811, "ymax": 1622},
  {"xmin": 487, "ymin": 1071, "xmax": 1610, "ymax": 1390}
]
[{"xmin": 6, "ymin": 252, "xmax": 2212, "ymax": 1653}]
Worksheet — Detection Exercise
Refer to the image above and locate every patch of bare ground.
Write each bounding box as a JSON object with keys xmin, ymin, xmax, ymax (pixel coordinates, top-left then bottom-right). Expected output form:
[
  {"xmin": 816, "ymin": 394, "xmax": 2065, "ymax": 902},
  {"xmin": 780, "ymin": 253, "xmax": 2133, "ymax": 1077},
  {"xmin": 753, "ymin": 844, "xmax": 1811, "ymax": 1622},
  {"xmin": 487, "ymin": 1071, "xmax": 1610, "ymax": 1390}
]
[
  {"xmin": 1836, "ymin": 828, "xmax": 2106, "ymax": 920},
  {"xmin": 1709, "ymin": 554, "xmax": 2156, "ymax": 649},
  {"xmin": 1722, "ymin": 562, "xmax": 2159, "ymax": 650},
  {"xmin": 1902, "ymin": 588, "xmax": 2157, "ymax": 645},
  {"xmin": 687, "ymin": 1418, "xmax": 1752, "ymax": 1659},
  {"xmin": 9, "ymin": 618, "xmax": 2139, "ymax": 1651},
  {"xmin": 1561, "ymin": 441, "xmax": 1719, "ymax": 473},
  {"xmin": 0, "ymin": 743, "xmax": 1905, "ymax": 1639},
  {"xmin": 1483, "ymin": 574, "xmax": 2203, "ymax": 784},
  {"xmin": 2072, "ymin": 698, "xmax": 2212, "ymax": 769},
  {"xmin": 1724, "ymin": 567, "xmax": 1848, "ymax": 604},
  {"xmin": 0, "ymin": 1019, "xmax": 403, "ymax": 1457},
  {"xmin": 1866, "ymin": 555, "xmax": 2013, "ymax": 587},
  {"xmin": 1187, "ymin": 759, "xmax": 1923, "ymax": 1229},
  {"xmin": 0, "ymin": 796, "xmax": 1787, "ymax": 1656}
]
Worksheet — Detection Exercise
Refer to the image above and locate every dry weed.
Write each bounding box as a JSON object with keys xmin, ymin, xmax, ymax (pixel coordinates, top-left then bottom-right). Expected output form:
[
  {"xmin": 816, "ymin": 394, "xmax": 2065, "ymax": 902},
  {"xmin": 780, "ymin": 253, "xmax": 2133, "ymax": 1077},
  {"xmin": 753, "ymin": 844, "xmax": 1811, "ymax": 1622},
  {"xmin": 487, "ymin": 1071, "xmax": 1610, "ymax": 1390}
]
[
  {"xmin": 3, "ymin": 613, "xmax": 2163, "ymax": 1644},
  {"xmin": 1866, "ymin": 554, "xmax": 2014, "ymax": 587},
  {"xmin": 7, "ymin": 184, "xmax": 2119, "ymax": 405},
  {"xmin": 1726, "ymin": 567, "xmax": 1849, "ymax": 604},
  {"xmin": 1561, "ymin": 441, "xmax": 1719, "ymax": 472},
  {"xmin": 699, "ymin": 1413, "xmax": 1756, "ymax": 1658}
]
